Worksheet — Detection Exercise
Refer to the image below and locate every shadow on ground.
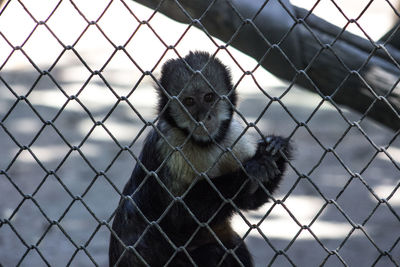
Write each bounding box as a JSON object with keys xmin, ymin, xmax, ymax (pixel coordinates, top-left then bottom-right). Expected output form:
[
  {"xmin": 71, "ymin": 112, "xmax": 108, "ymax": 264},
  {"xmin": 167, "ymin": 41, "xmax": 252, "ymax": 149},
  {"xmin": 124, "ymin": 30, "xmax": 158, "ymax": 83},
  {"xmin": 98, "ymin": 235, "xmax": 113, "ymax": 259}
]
[{"xmin": 1, "ymin": 62, "xmax": 399, "ymax": 267}]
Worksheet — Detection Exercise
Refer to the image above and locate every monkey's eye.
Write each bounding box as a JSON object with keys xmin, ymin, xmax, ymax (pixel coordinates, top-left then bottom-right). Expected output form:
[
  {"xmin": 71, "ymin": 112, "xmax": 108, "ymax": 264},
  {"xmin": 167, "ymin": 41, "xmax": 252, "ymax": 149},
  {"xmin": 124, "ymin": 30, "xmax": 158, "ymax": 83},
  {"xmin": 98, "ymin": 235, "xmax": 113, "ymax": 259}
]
[
  {"xmin": 182, "ymin": 97, "xmax": 195, "ymax": 107},
  {"xmin": 203, "ymin": 93, "xmax": 215, "ymax": 103}
]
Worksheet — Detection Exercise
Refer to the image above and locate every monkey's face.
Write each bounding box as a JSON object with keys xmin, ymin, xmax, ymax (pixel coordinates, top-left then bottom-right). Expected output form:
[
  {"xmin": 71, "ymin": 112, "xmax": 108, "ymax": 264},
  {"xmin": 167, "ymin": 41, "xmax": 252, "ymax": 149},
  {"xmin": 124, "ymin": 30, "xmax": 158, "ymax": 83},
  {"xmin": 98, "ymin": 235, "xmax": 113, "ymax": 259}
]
[
  {"xmin": 169, "ymin": 81, "xmax": 232, "ymax": 143},
  {"xmin": 158, "ymin": 52, "xmax": 236, "ymax": 143}
]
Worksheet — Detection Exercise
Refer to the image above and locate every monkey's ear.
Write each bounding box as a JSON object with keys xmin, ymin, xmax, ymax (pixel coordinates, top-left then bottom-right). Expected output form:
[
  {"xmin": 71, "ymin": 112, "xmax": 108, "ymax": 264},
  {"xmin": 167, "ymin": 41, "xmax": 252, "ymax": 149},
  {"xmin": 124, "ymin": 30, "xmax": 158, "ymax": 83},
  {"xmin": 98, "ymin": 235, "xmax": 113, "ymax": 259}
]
[
  {"xmin": 156, "ymin": 58, "xmax": 181, "ymax": 114},
  {"xmin": 159, "ymin": 58, "xmax": 179, "ymax": 91}
]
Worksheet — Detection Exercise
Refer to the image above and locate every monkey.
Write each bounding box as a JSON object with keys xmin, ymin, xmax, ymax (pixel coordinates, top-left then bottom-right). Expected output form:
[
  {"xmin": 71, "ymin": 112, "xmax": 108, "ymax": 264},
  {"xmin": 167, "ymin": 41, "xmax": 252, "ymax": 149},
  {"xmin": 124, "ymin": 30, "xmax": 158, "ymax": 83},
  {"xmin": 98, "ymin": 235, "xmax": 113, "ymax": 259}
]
[{"xmin": 109, "ymin": 51, "xmax": 291, "ymax": 267}]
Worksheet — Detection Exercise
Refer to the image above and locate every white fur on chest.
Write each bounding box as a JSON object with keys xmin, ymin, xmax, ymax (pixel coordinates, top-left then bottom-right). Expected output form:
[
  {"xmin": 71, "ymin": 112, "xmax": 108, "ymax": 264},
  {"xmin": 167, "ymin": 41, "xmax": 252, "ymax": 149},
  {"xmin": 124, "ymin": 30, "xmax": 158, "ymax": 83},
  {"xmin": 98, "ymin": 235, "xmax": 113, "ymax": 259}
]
[{"xmin": 157, "ymin": 119, "xmax": 257, "ymax": 195}]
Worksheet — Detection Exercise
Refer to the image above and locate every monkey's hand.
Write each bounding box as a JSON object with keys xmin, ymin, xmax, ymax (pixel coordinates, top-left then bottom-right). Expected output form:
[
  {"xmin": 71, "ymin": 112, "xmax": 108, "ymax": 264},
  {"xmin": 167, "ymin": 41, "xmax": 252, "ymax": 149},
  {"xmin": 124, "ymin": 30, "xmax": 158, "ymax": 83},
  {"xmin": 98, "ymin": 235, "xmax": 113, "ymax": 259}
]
[
  {"xmin": 245, "ymin": 135, "xmax": 290, "ymax": 194},
  {"xmin": 262, "ymin": 135, "xmax": 290, "ymax": 160}
]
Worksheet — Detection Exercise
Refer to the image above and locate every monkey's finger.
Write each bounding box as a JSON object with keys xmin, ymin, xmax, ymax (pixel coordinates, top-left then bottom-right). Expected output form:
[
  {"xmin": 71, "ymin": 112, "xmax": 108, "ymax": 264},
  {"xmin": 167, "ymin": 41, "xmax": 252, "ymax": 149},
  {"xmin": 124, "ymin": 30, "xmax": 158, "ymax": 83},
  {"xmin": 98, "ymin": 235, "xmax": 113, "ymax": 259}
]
[
  {"xmin": 270, "ymin": 161, "xmax": 281, "ymax": 176},
  {"xmin": 266, "ymin": 139, "xmax": 278, "ymax": 153},
  {"xmin": 247, "ymin": 179, "xmax": 259, "ymax": 194},
  {"xmin": 264, "ymin": 136, "xmax": 273, "ymax": 144},
  {"xmin": 271, "ymin": 145, "xmax": 281, "ymax": 156}
]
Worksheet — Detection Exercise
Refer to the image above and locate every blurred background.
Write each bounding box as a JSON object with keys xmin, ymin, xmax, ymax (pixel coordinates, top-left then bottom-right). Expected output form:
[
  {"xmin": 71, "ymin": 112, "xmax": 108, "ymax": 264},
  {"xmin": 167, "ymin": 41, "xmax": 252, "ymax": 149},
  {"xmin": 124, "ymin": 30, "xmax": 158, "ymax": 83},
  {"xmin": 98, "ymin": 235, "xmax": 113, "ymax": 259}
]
[{"xmin": 0, "ymin": 0, "xmax": 400, "ymax": 266}]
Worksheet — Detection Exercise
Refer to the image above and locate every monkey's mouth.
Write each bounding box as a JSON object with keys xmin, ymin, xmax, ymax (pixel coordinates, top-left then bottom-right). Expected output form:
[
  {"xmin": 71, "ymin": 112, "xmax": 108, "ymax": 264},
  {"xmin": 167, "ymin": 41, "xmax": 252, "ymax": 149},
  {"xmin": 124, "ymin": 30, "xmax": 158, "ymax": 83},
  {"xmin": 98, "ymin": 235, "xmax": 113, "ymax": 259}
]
[{"xmin": 189, "ymin": 119, "xmax": 219, "ymax": 142}]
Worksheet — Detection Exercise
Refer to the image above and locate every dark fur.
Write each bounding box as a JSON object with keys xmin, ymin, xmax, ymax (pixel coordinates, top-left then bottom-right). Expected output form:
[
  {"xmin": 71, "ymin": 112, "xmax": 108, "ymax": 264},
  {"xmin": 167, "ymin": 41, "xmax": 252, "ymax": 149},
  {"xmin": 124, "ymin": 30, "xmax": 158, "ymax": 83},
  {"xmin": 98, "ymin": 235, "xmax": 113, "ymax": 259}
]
[{"xmin": 109, "ymin": 52, "xmax": 291, "ymax": 266}]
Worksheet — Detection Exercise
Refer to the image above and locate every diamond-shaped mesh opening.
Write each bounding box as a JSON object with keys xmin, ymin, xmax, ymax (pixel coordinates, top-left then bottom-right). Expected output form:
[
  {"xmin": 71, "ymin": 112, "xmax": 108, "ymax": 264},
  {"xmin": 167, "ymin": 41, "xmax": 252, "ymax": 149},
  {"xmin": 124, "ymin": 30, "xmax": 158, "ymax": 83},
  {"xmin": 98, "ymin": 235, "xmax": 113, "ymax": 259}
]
[
  {"xmin": 36, "ymin": 223, "xmax": 79, "ymax": 266},
  {"xmin": 339, "ymin": 228, "xmax": 384, "ymax": 266},
  {"xmin": 124, "ymin": 23, "xmax": 167, "ymax": 70},
  {"xmin": 83, "ymin": 174, "xmax": 121, "ymax": 220},
  {"xmin": 96, "ymin": 0, "xmax": 141, "ymax": 46},
  {"xmin": 25, "ymin": 74, "xmax": 69, "ymax": 121},
  {"xmin": 1, "ymin": 0, "xmax": 400, "ymax": 266},
  {"xmin": 102, "ymin": 106, "xmax": 145, "ymax": 146},
  {"xmin": 84, "ymin": 224, "xmax": 112, "ymax": 264},
  {"xmin": 54, "ymin": 151, "xmax": 97, "ymax": 196},
  {"xmin": 34, "ymin": 174, "xmax": 75, "ymax": 219},
  {"xmin": 337, "ymin": 177, "xmax": 382, "ymax": 224},
  {"xmin": 22, "ymin": 25, "xmax": 64, "ymax": 71},
  {"xmin": 0, "ymin": 223, "xmax": 29, "ymax": 265},
  {"xmin": 289, "ymin": 125, "xmax": 326, "ymax": 172},
  {"xmin": 0, "ymin": 50, "xmax": 41, "ymax": 96},
  {"xmin": 46, "ymin": 49, "xmax": 92, "ymax": 95},
  {"xmin": 7, "ymin": 199, "xmax": 50, "ymax": 246},
  {"xmin": 0, "ymin": 1, "xmax": 36, "ymax": 46},
  {"xmin": 46, "ymin": 1, "xmax": 88, "ymax": 46},
  {"xmin": 76, "ymin": 75, "xmax": 119, "ymax": 119},
  {"xmin": 335, "ymin": 126, "xmax": 380, "ymax": 172},
  {"xmin": 285, "ymin": 230, "xmax": 329, "ymax": 266},
  {"xmin": 5, "ymin": 149, "xmax": 48, "ymax": 194},
  {"xmin": 365, "ymin": 204, "xmax": 400, "ymax": 249},
  {"xmin": 73, "ymin": 25, "xmax": 116, "ymax": 71},
  {"xmin": 78, "ymin": 127, "xmax": 124, "ymax": 170},
  {"xmin": 2, "ymin": 102, "xmax": 44, "ymax": 145},
  {"xmin": 101, "ymin": 50, "xmax": 144, "ymax": 95},
  {"xmin": 58, "ymin": 200, "xmax": 100, "ymax": 244},
  {"xmin": 29, "ymin": 126, "xmax": 71, "ymax": 170},
  {"xmin": 311, "ymin": 202, "xmax": 355, "ymax": 252}
]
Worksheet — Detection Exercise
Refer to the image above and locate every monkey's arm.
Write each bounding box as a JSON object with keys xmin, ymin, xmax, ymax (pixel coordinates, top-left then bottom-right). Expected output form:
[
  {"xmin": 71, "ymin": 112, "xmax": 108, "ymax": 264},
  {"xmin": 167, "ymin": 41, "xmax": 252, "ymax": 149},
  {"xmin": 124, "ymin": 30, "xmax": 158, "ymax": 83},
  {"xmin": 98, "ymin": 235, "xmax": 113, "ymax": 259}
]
[{"xmin": 183, "ymin": 135, "xmax": 291, "ymax": 224}]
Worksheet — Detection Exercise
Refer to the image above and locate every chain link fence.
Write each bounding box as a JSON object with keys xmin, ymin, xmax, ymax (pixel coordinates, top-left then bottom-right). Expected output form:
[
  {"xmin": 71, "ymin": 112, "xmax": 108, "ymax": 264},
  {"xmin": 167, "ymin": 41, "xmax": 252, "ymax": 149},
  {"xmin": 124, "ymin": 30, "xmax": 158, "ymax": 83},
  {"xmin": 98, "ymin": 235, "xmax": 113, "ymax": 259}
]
[{"xmin": 0, "ymin": 0, "xmax": 400, "ymax": 266}]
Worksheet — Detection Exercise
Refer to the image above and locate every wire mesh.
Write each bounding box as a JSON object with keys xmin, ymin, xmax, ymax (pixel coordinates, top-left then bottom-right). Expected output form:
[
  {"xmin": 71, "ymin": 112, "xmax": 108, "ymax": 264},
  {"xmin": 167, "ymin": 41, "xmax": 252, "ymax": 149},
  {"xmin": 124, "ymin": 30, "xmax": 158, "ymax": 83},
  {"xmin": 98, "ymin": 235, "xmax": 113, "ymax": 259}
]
[{"xmin": 0, "ymin": 0, "xmax": 399, "ymax": 266}]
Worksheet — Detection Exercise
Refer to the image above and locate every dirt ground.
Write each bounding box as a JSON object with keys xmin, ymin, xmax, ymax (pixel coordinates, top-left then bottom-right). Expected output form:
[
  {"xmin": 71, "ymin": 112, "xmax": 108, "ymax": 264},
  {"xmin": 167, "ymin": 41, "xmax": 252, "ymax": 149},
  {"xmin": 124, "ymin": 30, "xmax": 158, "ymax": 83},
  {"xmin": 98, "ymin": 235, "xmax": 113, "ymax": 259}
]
[{"xmin": 0, "ymin": 1, "xmax": 399, "ymax": 266}]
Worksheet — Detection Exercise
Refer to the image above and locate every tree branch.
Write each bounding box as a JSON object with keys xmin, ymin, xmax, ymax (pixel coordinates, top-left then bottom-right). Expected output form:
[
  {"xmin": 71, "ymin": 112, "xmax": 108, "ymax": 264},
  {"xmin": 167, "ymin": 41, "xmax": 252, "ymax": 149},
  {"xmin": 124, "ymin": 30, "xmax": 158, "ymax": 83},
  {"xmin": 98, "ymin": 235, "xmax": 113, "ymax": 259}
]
[{"xmin": 132, "ymin": 0, "xmax": 400, "ymax": 131}]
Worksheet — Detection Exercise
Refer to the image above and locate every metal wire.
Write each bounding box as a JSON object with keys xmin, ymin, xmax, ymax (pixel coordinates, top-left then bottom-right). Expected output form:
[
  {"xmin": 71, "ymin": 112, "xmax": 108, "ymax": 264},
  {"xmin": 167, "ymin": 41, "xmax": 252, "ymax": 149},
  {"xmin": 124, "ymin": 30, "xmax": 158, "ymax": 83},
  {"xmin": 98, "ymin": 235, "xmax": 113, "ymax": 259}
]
[{"xmin": 0, "ymin": 0, "xmax": 399, "ymax": 266}]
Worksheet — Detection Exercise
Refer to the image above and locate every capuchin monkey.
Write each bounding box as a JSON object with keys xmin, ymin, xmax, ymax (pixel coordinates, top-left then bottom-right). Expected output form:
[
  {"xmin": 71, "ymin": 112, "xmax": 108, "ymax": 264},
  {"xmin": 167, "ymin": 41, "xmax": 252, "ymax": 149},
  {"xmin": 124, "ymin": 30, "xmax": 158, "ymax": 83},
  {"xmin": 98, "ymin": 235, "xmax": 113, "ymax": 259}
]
[{"xmin": 109, "ymin": 51, "xmax": 291, "ymax": 267}]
